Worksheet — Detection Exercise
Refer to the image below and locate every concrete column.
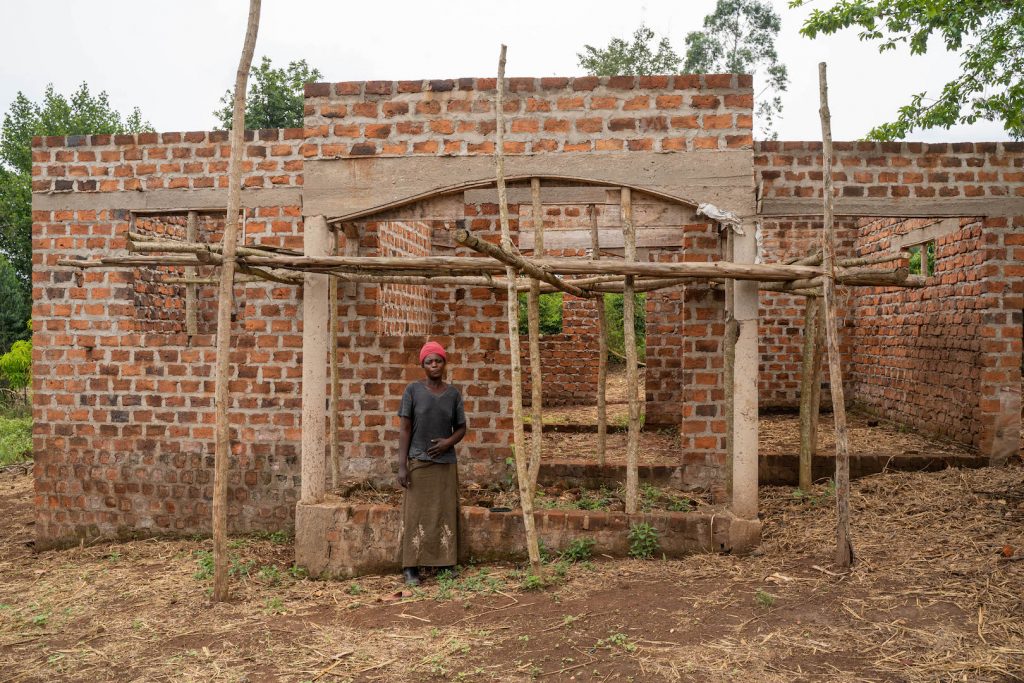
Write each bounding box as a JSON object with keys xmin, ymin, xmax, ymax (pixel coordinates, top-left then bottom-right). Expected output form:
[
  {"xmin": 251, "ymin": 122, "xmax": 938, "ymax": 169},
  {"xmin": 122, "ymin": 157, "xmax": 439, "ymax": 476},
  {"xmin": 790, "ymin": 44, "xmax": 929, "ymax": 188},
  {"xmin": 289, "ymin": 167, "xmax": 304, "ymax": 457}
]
[
  {"xmin": 730, "ymin": 220, "xmax": 759, "ymax": 520},
  {"xmin": 300, "ymin": 214, "xmax": 331, "ymax": 504}
]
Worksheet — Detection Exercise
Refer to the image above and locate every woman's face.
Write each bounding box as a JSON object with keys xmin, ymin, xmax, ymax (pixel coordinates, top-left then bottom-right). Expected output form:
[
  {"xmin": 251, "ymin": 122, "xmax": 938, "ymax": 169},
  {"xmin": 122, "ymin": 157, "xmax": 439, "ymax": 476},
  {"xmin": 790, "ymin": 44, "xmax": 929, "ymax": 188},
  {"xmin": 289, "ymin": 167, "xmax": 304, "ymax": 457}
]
[{"xmin": 422, "ymin": 354, "xmax": 446, "ymax": 380}]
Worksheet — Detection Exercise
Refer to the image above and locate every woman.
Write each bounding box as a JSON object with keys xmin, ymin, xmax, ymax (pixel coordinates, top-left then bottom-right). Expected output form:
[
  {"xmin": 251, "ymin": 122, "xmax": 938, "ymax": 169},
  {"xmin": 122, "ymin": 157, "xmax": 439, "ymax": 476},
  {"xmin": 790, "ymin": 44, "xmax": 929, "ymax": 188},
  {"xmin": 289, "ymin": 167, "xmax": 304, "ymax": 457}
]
[{"xmin": 396, "ymin": 341, "xmax": 467, "ymax": 586}]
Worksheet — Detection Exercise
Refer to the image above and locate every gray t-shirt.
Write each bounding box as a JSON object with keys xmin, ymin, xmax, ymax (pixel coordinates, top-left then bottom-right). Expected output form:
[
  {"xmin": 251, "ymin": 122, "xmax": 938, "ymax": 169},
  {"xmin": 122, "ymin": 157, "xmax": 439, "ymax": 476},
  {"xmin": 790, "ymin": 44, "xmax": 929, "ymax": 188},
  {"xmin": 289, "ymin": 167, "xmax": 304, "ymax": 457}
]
[{"xmin": 398, "ymin": 382, "xmax": 466, "ymax": 464}]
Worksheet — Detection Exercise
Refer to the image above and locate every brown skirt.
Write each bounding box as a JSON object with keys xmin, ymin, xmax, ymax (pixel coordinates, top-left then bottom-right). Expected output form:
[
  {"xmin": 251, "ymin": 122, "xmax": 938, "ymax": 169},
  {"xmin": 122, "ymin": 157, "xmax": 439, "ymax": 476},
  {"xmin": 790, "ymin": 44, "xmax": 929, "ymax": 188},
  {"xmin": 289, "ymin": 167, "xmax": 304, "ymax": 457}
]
[{"xmin": 401, "ymin": 460, "xmax": 458, "ymax": 568}]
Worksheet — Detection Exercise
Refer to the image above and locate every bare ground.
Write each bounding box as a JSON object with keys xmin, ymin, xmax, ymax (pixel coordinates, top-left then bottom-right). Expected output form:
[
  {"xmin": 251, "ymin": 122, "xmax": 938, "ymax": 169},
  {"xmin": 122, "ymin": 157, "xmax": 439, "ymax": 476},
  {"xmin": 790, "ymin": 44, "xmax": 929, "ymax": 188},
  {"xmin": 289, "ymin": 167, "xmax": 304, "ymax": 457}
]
[{"xmin": 2, "ymin": 452, "xmax": 1023, "ymax": 681}]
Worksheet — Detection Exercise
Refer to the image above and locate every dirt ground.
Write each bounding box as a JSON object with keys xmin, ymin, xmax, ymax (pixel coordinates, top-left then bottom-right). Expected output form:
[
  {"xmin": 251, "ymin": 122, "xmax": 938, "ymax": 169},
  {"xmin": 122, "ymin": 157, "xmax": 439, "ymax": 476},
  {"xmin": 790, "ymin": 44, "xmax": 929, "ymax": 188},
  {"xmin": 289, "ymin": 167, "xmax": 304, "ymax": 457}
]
[{"xmin": 2, "ymin": 451, "xmax": 1023, "ymax": 681}]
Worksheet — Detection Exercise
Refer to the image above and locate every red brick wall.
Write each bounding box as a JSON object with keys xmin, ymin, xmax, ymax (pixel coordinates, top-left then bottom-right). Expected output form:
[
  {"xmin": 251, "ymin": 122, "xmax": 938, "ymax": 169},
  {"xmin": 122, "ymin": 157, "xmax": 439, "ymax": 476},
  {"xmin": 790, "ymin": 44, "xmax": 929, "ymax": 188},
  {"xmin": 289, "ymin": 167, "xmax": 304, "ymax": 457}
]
[{"xmin": 30, "ymin": 74, "xmax": 762, "ymax": 547}]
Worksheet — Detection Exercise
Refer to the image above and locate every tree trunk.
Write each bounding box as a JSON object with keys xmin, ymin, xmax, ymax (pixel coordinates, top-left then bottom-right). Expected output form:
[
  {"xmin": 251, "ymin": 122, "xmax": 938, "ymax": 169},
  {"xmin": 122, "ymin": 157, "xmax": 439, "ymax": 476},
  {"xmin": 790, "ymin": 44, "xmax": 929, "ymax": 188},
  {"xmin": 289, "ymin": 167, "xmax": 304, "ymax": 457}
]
[
  {"xmin": 212, "ymin": 0, "xmax": 261, "ymax": 603},
  {"xmin": 818, "ymin": 62, "xmax": 854, "ymax": 568}
]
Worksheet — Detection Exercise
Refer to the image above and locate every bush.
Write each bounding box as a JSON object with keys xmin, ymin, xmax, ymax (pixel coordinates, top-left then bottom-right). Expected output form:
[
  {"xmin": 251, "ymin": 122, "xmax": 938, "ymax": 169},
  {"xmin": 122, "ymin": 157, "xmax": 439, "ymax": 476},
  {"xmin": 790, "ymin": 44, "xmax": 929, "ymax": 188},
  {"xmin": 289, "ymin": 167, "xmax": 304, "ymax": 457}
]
[
  {"xmin": 604, "ymin": 293, "xmax": 646, "ymax": 363},
  {"xmin": 0, "ymin": 339, "xmax": 31, "ymax": 392},
  {"xmin": 517, "ymin": 292, "xmax": 563, "ymax": 335},
  {"xmin": 0, "ymin": 415, "xmax": 32, "ymax": 465}
]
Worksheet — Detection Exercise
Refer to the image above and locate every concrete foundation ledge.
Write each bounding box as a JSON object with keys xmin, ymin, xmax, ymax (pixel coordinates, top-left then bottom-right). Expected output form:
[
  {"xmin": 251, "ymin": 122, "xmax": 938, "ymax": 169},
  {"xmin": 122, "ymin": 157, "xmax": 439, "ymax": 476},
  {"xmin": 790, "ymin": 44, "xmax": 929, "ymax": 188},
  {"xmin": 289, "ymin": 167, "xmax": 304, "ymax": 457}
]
[{"xmin": 295, "ymin": 501, "xmax": 761, "ymax": 579}]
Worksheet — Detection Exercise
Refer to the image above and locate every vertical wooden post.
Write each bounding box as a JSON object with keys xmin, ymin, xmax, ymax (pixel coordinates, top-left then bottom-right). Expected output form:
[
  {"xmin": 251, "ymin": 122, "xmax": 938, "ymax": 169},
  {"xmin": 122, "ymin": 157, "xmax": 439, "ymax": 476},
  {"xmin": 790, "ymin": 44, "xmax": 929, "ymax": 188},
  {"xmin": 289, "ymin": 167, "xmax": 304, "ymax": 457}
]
[
  {"xmin": 798, "ymin": 295, "xmax": 820, "ymax": 491},
  {"xmin": 495, "ymin": 45, "xmax": 542, "ymax": 574},
  {"xmin": 819, "ymin": 62, "xmax": 855, "ymax": 568},
  {"xmin": 300, "ymin": 215, "xmax": 331, "ymax": 506},
  {"xmin": 621, "ymin": 188, "xmax": 641, "ymax": 514},
  {"xmin": 591, "ymin": 204, "xmax": 609, "ymax": 466},
  {"xmin": 329, "ymin": 229, "xmax": 340, "ymax": 490},
  {"xmin": 185, "ymin": 210, "xmax": 198, "ymax": 336},
  {"xmin": 212, "ymin": 0, "xmax": 261, "ymax": 603},
  {"xmin": 810, "ymin": 301, "xmax": 824, "ymax": 456},
  {"xmin": 526, "ymin": 178, "xmax": 544, "ymax": 491}
]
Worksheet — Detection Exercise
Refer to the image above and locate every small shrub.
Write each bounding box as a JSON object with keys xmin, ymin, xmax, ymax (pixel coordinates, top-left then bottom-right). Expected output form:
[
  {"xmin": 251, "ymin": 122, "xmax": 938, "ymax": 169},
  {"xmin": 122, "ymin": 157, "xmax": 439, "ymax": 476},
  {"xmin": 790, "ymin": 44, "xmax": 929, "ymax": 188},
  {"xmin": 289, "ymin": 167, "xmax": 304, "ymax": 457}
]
[
  {"xmin": 256, "ymin": 565, "xmax": 281, "ymax": 585},
  {"xmin": 193, "ymin": 550, "xmax": 214, "ymax": 580},
  {"xmin": 628, "ymin": 522, "xmax": 659, "ymax": 559},
  {"xmin": 600, "ymin": 632, "xmax": 637, "ymax": 652},
  {"xmin": 520, "ymin": 572, "xmax": 545, "ymax": 591},
  {"xmin": 560, "ymin": 538, "xmax": 595, "ymax": 563},
  {"xmin": 755, "ymin": 590, "xmax": 776, "ymax": 609}
]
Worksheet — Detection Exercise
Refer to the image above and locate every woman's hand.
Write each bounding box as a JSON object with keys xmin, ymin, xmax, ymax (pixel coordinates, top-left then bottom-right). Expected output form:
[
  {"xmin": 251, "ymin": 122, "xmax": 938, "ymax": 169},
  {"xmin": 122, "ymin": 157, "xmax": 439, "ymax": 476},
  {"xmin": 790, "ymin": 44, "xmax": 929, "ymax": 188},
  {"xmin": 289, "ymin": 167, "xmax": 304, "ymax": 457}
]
[
  {"xmin": 397, "ymin": 462, "xmax": 410, "ymax": 489},
  {"xmin": 426, "ymin": 437, "xmax": 451, "ymax": 458}
]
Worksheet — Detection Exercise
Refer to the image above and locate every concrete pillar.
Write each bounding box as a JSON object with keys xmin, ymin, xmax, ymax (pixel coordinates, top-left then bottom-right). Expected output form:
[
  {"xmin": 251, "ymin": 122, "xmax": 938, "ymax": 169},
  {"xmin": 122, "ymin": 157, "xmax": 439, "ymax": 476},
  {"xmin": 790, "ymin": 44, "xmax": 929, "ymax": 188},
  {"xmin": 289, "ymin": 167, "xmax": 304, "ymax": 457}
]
[
  {"xmin": 730, "ymin": 220, "xmax": 759, "ymax": 520},
  {"xmin": 300, "ymin": 214, "xmax": 331, "ymax": 504}
]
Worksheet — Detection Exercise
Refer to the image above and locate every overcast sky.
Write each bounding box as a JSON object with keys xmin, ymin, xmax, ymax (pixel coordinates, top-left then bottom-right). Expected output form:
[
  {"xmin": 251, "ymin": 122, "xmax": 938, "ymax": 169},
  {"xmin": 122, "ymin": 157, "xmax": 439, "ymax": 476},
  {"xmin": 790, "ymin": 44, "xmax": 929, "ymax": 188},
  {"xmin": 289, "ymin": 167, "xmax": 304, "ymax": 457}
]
[{"xmin": 0, "ymin": 0, "xmax": 1009, "ymax": 143}]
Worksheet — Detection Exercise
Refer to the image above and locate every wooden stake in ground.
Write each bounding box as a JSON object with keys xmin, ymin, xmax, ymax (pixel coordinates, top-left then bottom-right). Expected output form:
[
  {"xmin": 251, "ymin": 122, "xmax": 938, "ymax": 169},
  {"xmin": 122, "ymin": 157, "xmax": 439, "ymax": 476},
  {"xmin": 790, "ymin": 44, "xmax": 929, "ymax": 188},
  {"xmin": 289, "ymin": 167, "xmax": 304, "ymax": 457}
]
[
  {"xmin": 212, "ymin": 0, "xmax": 261, "ymax": 603},
  {"xmin": 818, "ymin": 61, "xmax": 854, "ymax": 567},
  {"xmin": 494, "ymin": 45, "xmax": 542, "ymax": 574},
  {"xmin": 526, "ymin": 177, "xmax": 544, "ymax": 491},
  {"xmin": 723, "ymin": 228, "xmax": 738, "ymax": 498},
  {"xmin": 798, "ymin": 296, "xmax": 821, "ymax": 491},
  {"xmin": 591, "ymin": 204, "xmax": 609, "ymax": 465},
  {"xmin": 621, "ymin": 188, "xmax": 641, "ymax": 514}
]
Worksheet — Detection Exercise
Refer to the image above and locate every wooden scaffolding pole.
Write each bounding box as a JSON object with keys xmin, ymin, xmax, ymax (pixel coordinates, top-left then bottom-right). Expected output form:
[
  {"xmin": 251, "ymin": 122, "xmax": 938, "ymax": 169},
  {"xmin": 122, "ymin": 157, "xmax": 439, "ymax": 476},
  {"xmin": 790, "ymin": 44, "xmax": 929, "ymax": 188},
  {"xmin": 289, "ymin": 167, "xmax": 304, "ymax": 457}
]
[
  {"xmin": 621, "ymin": 188, "xmax": 641, "ymax": 514},
  {"xmin": 527, "ymin": 178, "xmax": 544, "ymax": 491},
  {"xmin": 819, "ymin": 62, "xmax": 855, "ymax": 568},
  {"xmin": 591, "ymin": 205, "xmax": 609, "ymax": 465},
  {"xmin": 494, "ymin": 45, "xmax": 542, "ymax": 574},
  {"xmin": 454, "ymin": 230, "xmax": 592, "ymax": 297},
  {"xmin": 212, "ymin": 0, "xmax": 260, "ymax": 603},
  {"xmin": 798, "ymin": 296, "xmax": 821, "ymax": 491}
]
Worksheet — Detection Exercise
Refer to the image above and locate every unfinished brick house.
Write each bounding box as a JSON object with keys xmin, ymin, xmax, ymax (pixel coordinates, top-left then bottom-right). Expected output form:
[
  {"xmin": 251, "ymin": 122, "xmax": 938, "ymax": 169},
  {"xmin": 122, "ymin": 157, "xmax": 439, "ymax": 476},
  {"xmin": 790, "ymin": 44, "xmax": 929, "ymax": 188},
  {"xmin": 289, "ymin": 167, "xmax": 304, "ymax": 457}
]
[{"xmin": 31, "ymin": 74, "xmax": 1023, "ymax": 570}]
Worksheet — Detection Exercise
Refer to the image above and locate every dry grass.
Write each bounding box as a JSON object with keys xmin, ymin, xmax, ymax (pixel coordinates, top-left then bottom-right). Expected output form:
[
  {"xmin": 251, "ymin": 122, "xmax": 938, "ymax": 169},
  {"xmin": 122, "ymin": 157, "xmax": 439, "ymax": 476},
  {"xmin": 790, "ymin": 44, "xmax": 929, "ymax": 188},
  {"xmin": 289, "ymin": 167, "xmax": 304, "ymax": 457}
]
[{"xmin": 1, "ymin": 458, "xmax": 1022, "ymax": 681}]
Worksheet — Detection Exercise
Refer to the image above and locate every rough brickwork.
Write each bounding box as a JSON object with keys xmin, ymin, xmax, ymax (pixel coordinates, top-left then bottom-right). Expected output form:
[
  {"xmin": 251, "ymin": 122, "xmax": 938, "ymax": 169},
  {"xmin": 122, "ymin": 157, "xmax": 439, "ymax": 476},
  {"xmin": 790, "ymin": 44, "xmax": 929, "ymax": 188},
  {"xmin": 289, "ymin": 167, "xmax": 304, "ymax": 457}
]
[
  {"xmin": 754, "ymin": 141, "xmax": 1024, "ymax": 459},
  {"xmin": 520, "ymin": 296, "xmax": 601, "ymax": 407}
]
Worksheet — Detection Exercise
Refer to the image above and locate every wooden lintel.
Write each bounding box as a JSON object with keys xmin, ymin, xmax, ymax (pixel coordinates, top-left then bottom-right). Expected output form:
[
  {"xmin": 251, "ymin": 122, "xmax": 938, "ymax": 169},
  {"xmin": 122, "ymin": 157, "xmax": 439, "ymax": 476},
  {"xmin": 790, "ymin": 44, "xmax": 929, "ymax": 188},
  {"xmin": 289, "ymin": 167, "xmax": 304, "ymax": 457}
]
[
  {"xmin": 31, "ymin": 187, "xmax": 302, "ymax": 213},
  {"xmin": 760, "ymin": 196, "xmax": 1024, "ymax": 218}
]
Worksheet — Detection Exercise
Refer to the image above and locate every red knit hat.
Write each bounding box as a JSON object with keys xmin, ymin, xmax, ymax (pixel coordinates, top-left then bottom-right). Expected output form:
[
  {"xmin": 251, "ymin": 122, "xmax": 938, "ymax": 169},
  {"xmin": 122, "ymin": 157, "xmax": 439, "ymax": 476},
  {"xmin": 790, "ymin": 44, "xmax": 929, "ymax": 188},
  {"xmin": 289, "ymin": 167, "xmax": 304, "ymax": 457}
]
[{"xmin": 419, "ymin": 341, "xmax": 447, "ymax": 364}]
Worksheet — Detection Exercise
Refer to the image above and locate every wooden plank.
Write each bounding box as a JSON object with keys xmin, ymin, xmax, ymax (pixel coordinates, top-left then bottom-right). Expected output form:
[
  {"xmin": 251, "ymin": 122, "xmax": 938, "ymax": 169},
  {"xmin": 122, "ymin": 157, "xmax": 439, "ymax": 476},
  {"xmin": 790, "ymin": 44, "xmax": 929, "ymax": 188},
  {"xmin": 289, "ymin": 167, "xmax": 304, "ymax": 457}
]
[
  {"xmin": 760, "ymin": 196, "xmax": 1024, "ymax": 218},
  {"xmin": 889, "ymin": 217, "xmax": 960, "ymax": 250},
  {"xmin": 32, "ymin": 187, "xmax": 302, "ymax": 212},
  {"xmin": 305, "ymin": 151, "xmax": 754, "ymax": 218},
  {"xmin": 519, "ymin": 228, "xmax": 682, "ymax": 250}
]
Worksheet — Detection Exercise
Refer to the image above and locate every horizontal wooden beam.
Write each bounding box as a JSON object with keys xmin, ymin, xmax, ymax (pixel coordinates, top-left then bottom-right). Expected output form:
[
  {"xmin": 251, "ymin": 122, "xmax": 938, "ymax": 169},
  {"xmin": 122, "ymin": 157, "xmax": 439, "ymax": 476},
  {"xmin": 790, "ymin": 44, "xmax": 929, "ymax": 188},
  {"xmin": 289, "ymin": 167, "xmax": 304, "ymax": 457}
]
[
  {"xmin": 759, "ymin": 196, "xmax": 1024, "ymax": 218},
  {"xmin": 32, "ymin": 187, "xmax": 303, "ymax": 212}
]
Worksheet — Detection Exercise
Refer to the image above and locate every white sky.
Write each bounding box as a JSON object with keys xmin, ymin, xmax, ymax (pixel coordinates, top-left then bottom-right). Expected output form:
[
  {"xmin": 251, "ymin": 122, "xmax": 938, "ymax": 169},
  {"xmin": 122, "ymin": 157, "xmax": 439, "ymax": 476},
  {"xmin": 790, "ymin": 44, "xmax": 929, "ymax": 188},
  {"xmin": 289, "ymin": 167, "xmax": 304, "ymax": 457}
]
[{"xmin": 0, "ymin": 0, "xmax": 1010, "ymax": 142}]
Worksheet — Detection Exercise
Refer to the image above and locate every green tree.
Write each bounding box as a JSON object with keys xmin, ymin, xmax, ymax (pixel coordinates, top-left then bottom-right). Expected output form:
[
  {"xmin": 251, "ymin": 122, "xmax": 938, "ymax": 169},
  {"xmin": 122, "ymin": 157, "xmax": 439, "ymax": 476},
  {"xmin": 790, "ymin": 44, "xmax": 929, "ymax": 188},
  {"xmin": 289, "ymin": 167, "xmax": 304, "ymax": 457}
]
[
  {"xmin": 791, "ymin": 0, "xmax": 1023, "ymax": 140},
  {"xmin": 0, "ymin": 83, "xmax": 150, "ymax": 295},
  {"xmin": 578, "ymin": 24, "xmax": 682, "ymax": 76},
  {"xmin": 605, "ymin": 293, "xmax": 646, "ymax": 363},
  {"xmin": 517, "ymin": 292, "xmax": 564, "ymax": 335},
  {"xmin": 684, "ymin": 0, "xmax": 789, "ymax": 138},
  {"xmin": 0, "ymin": 338, "xmax": 31, "ymax": 393},
  {"xmin": 0, "ymin": 257, "xmax": 30, "ymax": 352},
  {"xmin": 214, "ymin": 56, "xmax": 323, "ymax": 130}
]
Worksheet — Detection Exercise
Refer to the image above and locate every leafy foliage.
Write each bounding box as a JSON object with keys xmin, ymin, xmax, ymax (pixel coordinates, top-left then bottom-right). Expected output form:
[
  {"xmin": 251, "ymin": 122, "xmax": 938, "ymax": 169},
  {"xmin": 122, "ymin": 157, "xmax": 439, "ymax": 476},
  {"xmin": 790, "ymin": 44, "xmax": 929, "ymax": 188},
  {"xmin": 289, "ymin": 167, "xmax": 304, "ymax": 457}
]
[
  {"xmin": 604, "ymin": 293, "xmax": 646, "ymax": 363},
  {"xmin": 0, "ymin": 339, "xmax": 31, "ymax": 391},
  {"xmin": 0, "ymin": 415, "xmax": 31, "ymax": 466},
  {"xmin": 0, "ymin": 258, "xmax": 30, "ymax": 352},
  {"xmin": 684, "ymin": 0, "xmax": 789, "ymax": 138},
  {"xmin": 0, "ymin": 84, "xmax": 150, "ymax": 298},
  {"xmin": 214, "ymin": 56, "xmax": 322, "ymax": 130},
  {"xmin": 791, "ymin": 0, "xmax": 1024, "ymax": 139},
  {"xmin": 627, "ymin": 522, "xmax": 660, "ymax": 559},
  {"xmin": 517, "ymin": 291, "xmax": 563, "ymax": 335},
  {"xmin": 577, "ymin": 24, "xmax": 682, "ymax": 76}
]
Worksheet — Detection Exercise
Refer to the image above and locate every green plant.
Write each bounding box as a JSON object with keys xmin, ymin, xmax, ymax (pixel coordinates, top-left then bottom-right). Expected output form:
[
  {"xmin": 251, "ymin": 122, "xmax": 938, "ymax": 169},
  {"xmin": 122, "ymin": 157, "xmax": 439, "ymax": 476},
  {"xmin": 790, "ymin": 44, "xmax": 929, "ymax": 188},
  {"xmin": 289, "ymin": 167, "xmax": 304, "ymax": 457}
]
[
  {"xmin": 604, "ymin": 293, "xmax": 646, "ymax": 363},
  {"xmin": 0, "ymin": 414, "xmax": 32, "ymax": 466},
  {"xmin": 600, "ymin": 632, "xmax": 637, "ymax": 652},
  {"xmin": 345, "ymin": 582, "xmax": 364, "ymax": 596},
  {"xmin": 559, "ymin": 538, "xmax": 595, "ymax": 563},
  {"xmin": 257, "ymin": 565, "xmax": 281, "ymax": 585},
  {"xmin": 517, "ymin": 291, "xmax": 563, "ymax": 335},
  {"xmin": 520, "ymin": 572, "xmax": 545, "ymax": 591},
  {"xmin": 628, "ymin": 523, "xmax": 660, "ymax": 559},
  {"xmin": 755, "ymin": 590, "xmax": 776, "ymax": 609},
  {"xmin": 264, "ymin": 596, "xmax": 285, "ymax": 615},
  {"xmin": 287, "ymin": 564, "xmax": 308, "ymax": 579},
  {"xmin": 0, "ymin": 339, "xmax": 30, "ymax": 392},
  {"xmin": 578, "ymin": 24, "xmax": 682, "ymax": 76},
  {"xmin": 193, "ymin": 550, "xmax": 214, "ymax": 580}
]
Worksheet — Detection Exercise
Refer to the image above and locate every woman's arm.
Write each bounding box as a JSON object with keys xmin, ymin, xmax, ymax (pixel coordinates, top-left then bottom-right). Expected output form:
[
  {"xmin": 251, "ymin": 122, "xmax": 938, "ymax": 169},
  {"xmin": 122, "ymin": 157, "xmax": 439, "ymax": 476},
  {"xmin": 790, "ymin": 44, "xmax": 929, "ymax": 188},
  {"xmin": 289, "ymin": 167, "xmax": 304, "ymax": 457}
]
[
  {"xmin": 397, "ymin": 416, "xmax": 412, "ymax": 488},
  {"xmin": 425, "ymin": 423, "xmax": 466, "ymax": 458}
]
